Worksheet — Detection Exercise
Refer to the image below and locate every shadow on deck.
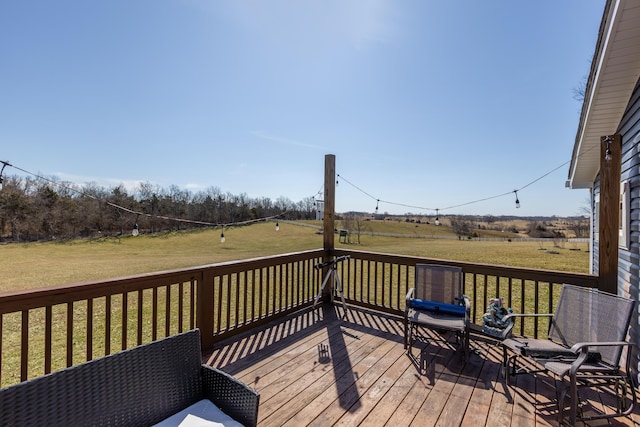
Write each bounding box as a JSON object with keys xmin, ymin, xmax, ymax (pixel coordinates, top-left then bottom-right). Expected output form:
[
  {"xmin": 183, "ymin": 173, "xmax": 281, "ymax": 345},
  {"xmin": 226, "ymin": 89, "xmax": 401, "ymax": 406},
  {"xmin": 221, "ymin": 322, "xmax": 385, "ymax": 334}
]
[{"xmin": 204, "ymin": 304, "xmax": 640, "ymax": 427}]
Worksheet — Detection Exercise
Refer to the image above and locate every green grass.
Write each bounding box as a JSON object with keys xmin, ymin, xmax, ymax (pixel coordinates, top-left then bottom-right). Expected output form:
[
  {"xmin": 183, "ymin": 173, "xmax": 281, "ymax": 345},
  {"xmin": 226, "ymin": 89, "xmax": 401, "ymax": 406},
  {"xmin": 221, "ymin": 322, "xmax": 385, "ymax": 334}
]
[
  {"xmin": 0, "ymin": 220, "xmax": 589, "ymax": 293},
  {"xmin": 0, "ymin": 220, "xmax": 590, "ymax": 387}
]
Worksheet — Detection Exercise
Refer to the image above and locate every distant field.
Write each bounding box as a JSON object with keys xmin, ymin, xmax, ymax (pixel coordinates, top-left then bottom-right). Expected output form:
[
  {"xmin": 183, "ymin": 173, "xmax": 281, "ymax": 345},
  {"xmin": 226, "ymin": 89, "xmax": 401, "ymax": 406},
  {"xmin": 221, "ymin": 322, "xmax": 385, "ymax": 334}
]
[
  {"xmin": 0, "ymin": 220, "xmax": 590, "ymax": 388},
  {"xmin": 0, "ymin": 220, "xmax": 590, "ymax": 293}
]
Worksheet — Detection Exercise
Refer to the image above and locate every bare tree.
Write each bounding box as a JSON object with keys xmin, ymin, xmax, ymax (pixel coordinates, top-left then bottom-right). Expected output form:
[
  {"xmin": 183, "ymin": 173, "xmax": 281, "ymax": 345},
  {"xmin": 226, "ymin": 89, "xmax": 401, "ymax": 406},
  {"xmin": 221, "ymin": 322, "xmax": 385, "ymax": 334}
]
[
  {"xmin": 450, "ymin": 216, "xmax": 473, "ymax": 239},
  {"xmin": 566, "ymin": 218, "xmax": 589, "ymax": 238},
  {"xmin": 341, "ymin": 214, "xmax": 370, "ymax": 244}
]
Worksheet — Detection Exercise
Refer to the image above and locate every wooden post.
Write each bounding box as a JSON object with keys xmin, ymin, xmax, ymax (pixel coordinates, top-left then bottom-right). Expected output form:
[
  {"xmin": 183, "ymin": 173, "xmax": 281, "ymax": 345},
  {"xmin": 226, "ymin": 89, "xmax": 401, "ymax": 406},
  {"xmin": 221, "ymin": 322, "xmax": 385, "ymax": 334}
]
[
  {"xmin": 323, "ymin": 154, "xmax": 336, "ymax": 254},
  {"xmin": 598, "ymin": 134, "xmax": 621, "ymax": 295},
  {"xmin": 321, "ymin": 155, "xmax": 336, "ymax": 301},
  {"xmin": 196, "ymin": 270, "xmax": 215, "ymax": 350}
]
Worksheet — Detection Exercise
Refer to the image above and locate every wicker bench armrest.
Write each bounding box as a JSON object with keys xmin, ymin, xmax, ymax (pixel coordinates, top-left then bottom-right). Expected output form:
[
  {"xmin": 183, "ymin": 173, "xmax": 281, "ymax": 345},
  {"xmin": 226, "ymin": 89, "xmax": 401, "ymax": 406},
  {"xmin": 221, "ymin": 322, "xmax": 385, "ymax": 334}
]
[{"xmin": 201, "ymin": 365, "xmax": 260, "ymax": 427}]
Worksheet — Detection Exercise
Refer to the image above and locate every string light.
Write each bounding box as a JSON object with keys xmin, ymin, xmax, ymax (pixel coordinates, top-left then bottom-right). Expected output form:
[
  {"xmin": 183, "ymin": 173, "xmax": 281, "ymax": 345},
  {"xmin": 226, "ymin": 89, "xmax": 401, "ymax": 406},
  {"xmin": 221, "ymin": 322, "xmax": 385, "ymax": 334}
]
[
  {"xmin": 275, "ymin": 221, "xmax": 280, "ymax": 231},
  {"xmin": 0, "ymin": 161, "xmax": 289, "ymax": 240},
  {"xmin": 435, "ymin": 209, "xmax": 440, "ymax": 226},
  {"xmin": 0, "ymin": 160, "xmax": 10, "ymax": 190},
  {"xmin": 132, "ymin": 214, "xmax": 140, "ymax": 236},
  {"xmin": 337, "ymin": 151, "xmax": 583, "ymax": 216},
  {"xmin": 603, "ymin": 136, "xmax": 613, "ymax": 161},
  {"xmin": 514, "ymin": 190, "xmax": 520, "ymax": 208}
]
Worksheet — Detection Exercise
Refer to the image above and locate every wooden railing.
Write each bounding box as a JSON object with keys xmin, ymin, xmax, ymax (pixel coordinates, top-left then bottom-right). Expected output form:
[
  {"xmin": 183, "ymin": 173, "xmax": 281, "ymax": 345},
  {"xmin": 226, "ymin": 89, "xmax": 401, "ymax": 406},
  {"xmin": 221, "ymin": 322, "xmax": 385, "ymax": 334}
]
[
  {"xmin": 333, "ymin": 249, "xmax": 598, "ymax": 338},
  {"xmin": 0, "ymin": 248, "xmax": 597, "ymax": 388}
]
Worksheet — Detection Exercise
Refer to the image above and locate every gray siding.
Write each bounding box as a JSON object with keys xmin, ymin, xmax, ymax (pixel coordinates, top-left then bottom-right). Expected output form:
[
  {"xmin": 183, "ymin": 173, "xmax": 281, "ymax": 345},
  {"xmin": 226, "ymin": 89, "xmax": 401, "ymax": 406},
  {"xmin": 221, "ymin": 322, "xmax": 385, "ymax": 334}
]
[
  {"xmin": 592, "ymin": 179, "xmax": 600, "ymax": 274},
  {"xmin": 615, "ymin": 76, "xmax": 640, "ymax": 382}
]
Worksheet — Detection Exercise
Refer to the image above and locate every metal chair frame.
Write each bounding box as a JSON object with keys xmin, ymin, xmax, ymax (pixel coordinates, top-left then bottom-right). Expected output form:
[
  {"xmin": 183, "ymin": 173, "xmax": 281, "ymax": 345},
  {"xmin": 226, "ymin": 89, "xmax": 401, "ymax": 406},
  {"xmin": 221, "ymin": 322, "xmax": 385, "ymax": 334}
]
[
  {"xmin": 501, "ymin": 284, "xmax": 636, "ymax": 425},
  {"xmin": 404, "ymin": 264, "xmax": 470, "ymax": 365}
]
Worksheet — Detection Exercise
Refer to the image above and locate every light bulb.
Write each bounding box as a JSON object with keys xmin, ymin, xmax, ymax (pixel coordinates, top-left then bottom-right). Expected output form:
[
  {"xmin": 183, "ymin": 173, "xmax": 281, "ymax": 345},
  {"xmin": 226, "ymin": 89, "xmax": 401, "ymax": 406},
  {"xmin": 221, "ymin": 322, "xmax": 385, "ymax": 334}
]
[
  {"xmin": 220, "ymin": 232, "xmax": 225, "ymax": 243},
  {"xmin": 132, "ymin": 224, "xmax": 139, "ymax": 236},
  {"xmin": 275, "ymin": 222, "xmax": 280, "ymax": 231}
]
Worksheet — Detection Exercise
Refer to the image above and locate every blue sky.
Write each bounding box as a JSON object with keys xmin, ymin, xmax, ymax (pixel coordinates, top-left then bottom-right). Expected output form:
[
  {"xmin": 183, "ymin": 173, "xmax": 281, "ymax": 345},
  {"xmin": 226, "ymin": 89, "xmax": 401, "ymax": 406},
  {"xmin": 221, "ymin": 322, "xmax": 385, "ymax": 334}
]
[{"xmin": 1, "ymin": 1, "xmax": 604, "ymax": 217}]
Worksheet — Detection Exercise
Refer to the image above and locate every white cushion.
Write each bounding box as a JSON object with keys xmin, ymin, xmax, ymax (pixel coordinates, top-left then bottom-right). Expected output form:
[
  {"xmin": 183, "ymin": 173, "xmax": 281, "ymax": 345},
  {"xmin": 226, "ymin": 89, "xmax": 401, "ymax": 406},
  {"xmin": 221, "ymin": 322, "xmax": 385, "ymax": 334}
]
[{"xmin": 152, "ymin": 399, "xmax": 244, "ymax": 427}]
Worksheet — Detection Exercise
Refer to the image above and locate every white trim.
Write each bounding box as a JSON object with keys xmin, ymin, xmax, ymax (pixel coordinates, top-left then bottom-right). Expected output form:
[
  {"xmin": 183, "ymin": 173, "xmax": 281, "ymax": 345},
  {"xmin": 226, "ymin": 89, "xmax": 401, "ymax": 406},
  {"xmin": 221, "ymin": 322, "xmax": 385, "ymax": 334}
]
[
  {"xmin": 571, "ymin": 0, "xmax": 622, "ymax": 184},
  {"xmin": 619, "ymin": 180, "xmax": 630, "ymax": 249}
]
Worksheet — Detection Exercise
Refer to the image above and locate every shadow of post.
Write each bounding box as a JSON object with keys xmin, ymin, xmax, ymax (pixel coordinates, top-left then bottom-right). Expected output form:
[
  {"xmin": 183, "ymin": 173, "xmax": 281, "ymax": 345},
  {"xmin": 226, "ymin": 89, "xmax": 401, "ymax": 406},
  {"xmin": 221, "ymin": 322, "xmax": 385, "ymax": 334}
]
[{"xmin": 322, "ymin": 304, "xmax": 362, "ymax": 412}]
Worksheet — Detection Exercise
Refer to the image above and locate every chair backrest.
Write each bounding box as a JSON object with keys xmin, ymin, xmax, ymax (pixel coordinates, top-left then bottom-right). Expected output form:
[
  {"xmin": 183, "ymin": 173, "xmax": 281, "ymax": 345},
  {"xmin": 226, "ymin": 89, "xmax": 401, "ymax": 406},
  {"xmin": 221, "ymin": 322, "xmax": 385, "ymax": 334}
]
[
  {"xmin": 414, "ymin": 264, "xmax": 463, "ymax": 304},
  {"xmin": 549, "ymin": 284, "xmax": 635, "ymax": 366}
]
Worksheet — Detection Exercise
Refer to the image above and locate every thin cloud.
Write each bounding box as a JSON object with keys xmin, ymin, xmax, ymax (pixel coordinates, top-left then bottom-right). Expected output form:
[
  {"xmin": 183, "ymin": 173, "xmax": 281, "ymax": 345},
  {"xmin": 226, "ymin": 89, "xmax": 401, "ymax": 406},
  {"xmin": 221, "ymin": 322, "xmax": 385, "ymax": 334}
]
[
  {"xmin": 339, "ymin": 0, "xmax": 396, "ymax": 49},
  {"xmin": 251, "ymin": 131, "xmax": 326, "ymax": 150},
  {"xmin": 55, "ymin": 172, "xmax": 145, "ymax": 194},
  {"xmin": 217, "ymin": 1, "xmax": 396, "ymax": 51}
]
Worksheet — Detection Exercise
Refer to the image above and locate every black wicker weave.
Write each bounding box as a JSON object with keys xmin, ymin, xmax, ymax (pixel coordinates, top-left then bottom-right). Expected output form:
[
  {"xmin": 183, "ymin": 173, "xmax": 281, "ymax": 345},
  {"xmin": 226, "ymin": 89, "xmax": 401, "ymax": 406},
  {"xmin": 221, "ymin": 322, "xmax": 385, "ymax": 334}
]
[{"xmin": 0, "ymin": 329, "xmax": 259, "ymax": 427}]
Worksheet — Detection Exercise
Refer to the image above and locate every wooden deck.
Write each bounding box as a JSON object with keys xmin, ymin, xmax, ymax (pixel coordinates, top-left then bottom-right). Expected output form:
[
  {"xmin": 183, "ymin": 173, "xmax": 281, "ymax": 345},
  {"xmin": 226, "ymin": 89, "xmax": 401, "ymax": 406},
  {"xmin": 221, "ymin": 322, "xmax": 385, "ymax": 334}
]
[{"xmin": 204, "ymin": 304, "xmax": 640, "ymax": 426}]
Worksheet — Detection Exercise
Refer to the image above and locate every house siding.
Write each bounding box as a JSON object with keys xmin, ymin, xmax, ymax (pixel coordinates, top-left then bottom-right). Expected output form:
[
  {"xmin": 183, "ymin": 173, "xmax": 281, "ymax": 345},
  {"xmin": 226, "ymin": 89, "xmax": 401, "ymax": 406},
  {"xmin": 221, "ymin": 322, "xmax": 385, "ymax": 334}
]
[
  {"xmin": 592, "ymin": 180, "xmax": 600, "ymax": 274},
  {"xmin": 597, "ymin": 76, "xmax": 640, "ymax": 381}
]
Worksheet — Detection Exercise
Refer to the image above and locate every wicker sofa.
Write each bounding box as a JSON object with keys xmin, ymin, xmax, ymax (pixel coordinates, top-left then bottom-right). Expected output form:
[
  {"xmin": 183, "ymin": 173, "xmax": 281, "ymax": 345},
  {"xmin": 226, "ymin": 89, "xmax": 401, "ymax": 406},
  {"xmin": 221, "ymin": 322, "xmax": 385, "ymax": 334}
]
[{"xmin": 0, "ymin": 329, "xmax": 259, "ymax": 426}]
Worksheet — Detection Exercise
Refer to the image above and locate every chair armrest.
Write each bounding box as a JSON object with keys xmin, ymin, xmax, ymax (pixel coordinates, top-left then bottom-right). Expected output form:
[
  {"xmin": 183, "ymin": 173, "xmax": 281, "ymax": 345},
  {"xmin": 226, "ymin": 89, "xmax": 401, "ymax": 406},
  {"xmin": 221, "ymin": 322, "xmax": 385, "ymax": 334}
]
[
  {"xmin": 462, "ymin": 295, "xmax": 471, "ymax": 322},
  {"xmin": 566, "ymin": 342, "xmax": 632, "ymax": 376},
  {"xmin": 569, "ymin": 341, "xmax": 632, "ymax": 353},
  {"xmin": 405, "ymin": 288, "xmax": 415, "ymax": 316},
  {"xmin": 201, "ymin": 365, "xmax": 260, "ymax": 427}
]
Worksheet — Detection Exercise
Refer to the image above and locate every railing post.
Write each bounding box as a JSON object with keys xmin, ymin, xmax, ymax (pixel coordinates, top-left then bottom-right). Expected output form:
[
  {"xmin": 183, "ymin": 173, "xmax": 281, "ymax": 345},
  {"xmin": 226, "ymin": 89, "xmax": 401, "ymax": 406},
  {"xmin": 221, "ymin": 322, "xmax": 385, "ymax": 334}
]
[
  {"xmin": 196, "ymin": 270, "xmax": 215, "ymax": 350},
  {"xmin": 323, "ymin": 154, "xmax": 336, "ymax": 255},
  {"xmin": 322, "ymin": 154, "xmax": 336, "ymax": 300},
  {"xmin": 598, "ymin": 134, "xmax": 621, "ymax": 295}
]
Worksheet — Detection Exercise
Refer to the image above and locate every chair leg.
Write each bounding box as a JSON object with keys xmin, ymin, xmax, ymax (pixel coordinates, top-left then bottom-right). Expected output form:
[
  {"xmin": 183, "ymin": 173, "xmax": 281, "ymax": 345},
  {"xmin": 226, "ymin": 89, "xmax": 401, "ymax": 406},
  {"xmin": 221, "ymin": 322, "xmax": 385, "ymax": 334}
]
[
  {"xmin": 620, "ymin": 374, "xmax": 637, "ymax": 416},
  {"xmin": 404, "ymin": 318, "xmax": 408, "ymax": 350},
  {"xmin": 568, "ymin": 375, "xmax": 578, "ymax": 426},
  {"xmin": 463, "ymin": 329, "xmax": 470, "ymax": 362},
  {"xmin": 501, "ymin": 347, "xmax": 511, "ymax": 385},
  {"xmin": 556, "ymin": 380, "xmax": 569, "ymax": 425},
  {"xmin": 406, "ymin": 323, "xmax": 414, "ymax": 353}
]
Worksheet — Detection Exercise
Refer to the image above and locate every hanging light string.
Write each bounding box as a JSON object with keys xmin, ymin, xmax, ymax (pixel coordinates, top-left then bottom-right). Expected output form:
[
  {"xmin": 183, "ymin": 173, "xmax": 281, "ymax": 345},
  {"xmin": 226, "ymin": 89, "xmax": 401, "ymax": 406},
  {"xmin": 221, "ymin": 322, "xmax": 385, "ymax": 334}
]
[
  {"xmin": 337, "ymin": 156, "xmax": 575, "ymax": 214},
  {"xmin": 0, "ymin": 160, "xmax": 11, "ymax": 189},
  {"xmin": 2, "ymin": 143, "xmax": 591, "ymax": 226},
  {"xmin": 312, "ymin": 183, "xmax": 324, "ymax": 202},
  {"xmin": 2, "ymin": 161, "xmax": 288, "ymax": 229}
]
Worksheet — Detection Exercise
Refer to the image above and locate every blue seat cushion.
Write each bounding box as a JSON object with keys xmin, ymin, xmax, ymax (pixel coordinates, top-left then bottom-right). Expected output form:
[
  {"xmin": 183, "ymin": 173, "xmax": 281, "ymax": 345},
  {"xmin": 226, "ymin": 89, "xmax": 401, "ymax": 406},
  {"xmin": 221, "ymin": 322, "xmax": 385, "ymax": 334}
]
[{"xmin": 411, "ymin": 299, "xmax": 466, "ymax": 317}]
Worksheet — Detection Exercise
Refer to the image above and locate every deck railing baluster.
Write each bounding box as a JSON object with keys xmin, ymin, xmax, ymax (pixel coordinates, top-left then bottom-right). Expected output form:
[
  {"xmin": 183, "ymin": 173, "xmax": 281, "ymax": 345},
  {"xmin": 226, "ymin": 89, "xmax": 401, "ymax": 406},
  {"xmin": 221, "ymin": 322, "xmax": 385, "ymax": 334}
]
[
  {"xmin": 86, "ymin": 299, "xmax": 93, "ymax": 361},
  {"xmin": 21, "ymin": 310, "xmax": 28, "ymax": 381},
  {"xmin": 66, "ymin": 303, "xmax": 73, "ymax": 367},
  {"xmin": 137, "ymin": 291, "xmax": 143, "ymax": 345},
  {"xmin": 0, "ymin": 248, "xmax": 597, "ymax": 388},
  {"xmin": 105, "ymin": 296, "xmax": 111, "ymax": 356},
  {"xmin": 44, "ymin": 306, "xmax": 52, "ymax": 374}
]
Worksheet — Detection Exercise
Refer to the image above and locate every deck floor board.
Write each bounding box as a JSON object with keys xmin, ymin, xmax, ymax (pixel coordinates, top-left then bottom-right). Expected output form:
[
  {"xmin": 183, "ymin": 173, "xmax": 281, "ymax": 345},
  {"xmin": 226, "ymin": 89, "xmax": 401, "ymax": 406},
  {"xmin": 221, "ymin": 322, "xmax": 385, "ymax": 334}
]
[{"xmin": 204, "ymin": 305, "xmax": 640, "ymax": 426}]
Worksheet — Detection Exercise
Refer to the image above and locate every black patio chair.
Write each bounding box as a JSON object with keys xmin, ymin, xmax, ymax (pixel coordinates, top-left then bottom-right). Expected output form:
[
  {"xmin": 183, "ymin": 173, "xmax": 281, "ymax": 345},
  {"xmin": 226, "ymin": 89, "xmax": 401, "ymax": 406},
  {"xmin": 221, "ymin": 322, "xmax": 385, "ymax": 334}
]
[
  {"xmin": 501, "ymin": 284, "xmax": 636, "ymax": 425},
  {"xmin": 404, "ymin": 264, "xmax": 470, "ymax": 362}
]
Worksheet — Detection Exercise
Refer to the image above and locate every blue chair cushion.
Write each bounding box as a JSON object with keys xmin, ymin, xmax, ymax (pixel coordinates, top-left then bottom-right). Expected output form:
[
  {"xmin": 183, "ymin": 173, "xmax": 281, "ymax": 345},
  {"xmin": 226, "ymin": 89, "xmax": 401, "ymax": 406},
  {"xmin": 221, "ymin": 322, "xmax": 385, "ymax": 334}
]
[{"xmin": 411, "ymin": 299, "xmax": 466, "ymax": 317}]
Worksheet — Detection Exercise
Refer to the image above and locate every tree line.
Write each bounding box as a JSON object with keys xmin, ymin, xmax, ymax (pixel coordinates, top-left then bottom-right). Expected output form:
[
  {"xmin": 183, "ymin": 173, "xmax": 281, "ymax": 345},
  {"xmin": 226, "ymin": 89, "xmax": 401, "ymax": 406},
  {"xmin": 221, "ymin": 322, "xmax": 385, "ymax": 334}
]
[{"xmin": 0, "ymin": 175, "xmax": 317, "ymax": 242}]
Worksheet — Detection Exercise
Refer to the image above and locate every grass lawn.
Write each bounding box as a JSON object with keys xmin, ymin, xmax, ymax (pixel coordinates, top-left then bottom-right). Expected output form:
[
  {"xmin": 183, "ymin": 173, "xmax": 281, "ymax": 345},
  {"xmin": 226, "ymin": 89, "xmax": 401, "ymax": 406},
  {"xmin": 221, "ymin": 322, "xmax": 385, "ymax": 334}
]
[
  {"xmin": 0, "ymin": 220, "xmax": 590, "ymax": 387},
  {"xmin": 0, "ymin": 220, "xmax": 589, "ymax": 293}
]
